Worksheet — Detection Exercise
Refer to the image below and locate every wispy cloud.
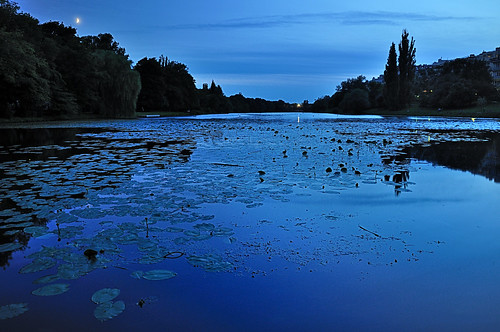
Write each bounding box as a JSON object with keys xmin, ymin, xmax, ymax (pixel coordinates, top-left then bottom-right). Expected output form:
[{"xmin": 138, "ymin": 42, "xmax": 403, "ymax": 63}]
[{"xmin": 164, "ymin": 11, "xmax": 480, "ymax": 30}]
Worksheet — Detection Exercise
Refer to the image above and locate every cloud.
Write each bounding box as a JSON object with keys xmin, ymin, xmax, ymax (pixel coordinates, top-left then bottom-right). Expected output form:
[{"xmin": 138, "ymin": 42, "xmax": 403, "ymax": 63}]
[{"xmin": 163, "ymin": 11, "xmax": 480, "ymax": 30}]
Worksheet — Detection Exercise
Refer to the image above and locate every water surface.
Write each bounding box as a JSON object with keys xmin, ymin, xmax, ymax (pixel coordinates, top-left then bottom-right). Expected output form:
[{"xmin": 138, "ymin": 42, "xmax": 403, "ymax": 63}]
[{"xmin": 0, "ymin": 113, "xmax": 499, "ymax": 331}]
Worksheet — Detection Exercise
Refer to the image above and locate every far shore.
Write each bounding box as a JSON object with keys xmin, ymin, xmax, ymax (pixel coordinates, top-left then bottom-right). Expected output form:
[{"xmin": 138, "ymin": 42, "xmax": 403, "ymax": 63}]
[{"xmin": 1, "ymin": 104, "xmax": 499, "ymax": 125}]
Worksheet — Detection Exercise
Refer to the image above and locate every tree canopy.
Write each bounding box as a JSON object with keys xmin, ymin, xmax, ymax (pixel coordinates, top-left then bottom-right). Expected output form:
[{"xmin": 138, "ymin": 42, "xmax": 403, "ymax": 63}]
[
  {"xmin": 0, "ymin": 0, "xmax": 140, "ymax": 118},
  {"xmin": 134, "ymin": 56, "xmax": 199, "ymax": 112},
  {"xmin": 383, "ymin": 30, "xmax": 416, "ymax": 111}
]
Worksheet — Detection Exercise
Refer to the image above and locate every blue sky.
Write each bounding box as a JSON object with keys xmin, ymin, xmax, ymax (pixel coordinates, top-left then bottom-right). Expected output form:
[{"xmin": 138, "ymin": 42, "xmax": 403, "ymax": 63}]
[{"xmin": 18, "ymin": 0, "xmax": 500, "ymax": 103}]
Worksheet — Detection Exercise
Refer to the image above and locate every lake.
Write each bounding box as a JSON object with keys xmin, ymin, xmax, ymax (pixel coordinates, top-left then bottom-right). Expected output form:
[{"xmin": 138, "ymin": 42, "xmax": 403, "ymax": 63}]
[{"xmin": 0, "ymin": 113, "xmax": 499, "ymax": 331}]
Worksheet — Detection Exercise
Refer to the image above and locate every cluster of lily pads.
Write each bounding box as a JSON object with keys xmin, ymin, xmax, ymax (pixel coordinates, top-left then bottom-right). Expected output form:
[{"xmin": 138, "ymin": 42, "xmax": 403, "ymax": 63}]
[{"xmin": 0, "ymin": 116, "xmax": 494, "ymax": 323}]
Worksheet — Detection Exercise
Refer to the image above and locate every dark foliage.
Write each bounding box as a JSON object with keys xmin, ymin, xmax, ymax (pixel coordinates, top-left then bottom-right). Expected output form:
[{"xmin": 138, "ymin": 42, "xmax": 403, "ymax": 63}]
[
  {"xmin": 384, "ymin": 43, "xmax": 399, "ymax": 110},
  {"xmin": 418, "ymin": 59, "xmax": 499, "ymax": 109},
  {"xmin": 135, "ymin": 56, "xmax": 199, "ymax": 112},
  {"xmin": 398, "ymin": 30, "xmax": 416, "ymax": 108},
  {"xmin": 312, "ymin": 75, "xmax": 376, "ymax": 113},
  {"xmin": 197, "ymin": 81, "xmax": 294, "ymax": 114},
  {"xmin": 0, "ymin": 0, "xmax": 140, "ymax": 119}
]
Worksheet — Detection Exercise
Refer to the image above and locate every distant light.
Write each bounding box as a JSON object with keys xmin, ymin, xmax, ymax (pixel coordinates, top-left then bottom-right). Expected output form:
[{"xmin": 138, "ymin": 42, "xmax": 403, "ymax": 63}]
[
  {"xmin": 76, "ymin": 17, "xmax": 81, "ymax": 24},
  {"xmin": 296, "ymin": 103, "xmax": 301, "ymax": 108}
]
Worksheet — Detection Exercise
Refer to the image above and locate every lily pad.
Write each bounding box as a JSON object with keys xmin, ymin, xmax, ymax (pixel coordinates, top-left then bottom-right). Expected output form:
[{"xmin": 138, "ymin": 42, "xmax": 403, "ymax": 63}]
[
  {"xmin": 32, "ymin": 283, "xmax": 70, "ymax": 296},
  {"xmin": 19, "ymin": 258, "xmax": 56, "ymax": 274},
  {"xmin": 0, "ymin": 243, "xmax": 22, "ymax": 253},
  {"xmin": 33, "ymin": 274, "xmax": 60, "ymax": 284},
  {"xmin": 92, "ymin": 288, "xmax": 120, "ymax": 304},
  {"xmin": 142, "ymin": 269, "xmax": 177, "ymax": 280},
  {"xmin": 94, "ymin": 301, "xmax": 125, "ymax": 321},
  {"xmin": 187, "ymin": 254, "xmax": 233, "ymax": 272},
  {"xmin": 130, "ymin": 270, "xmax": 144, "ymax": 279},
  {"xmin": 0, "ymin": 303, "xmax": 28, "ymax": 320},
  {"xmin": 24, "ymin": 226, "xmax": 49, "ymax": 237}
]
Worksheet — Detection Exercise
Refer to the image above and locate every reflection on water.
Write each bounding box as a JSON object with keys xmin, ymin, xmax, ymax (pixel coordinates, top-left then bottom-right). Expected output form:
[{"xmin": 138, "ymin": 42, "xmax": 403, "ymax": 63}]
[
  {"xmin": 402, "ymin": 131, "xmax": 499, "ymax": 182},
  {"xmin": 0, "ymin": 114, "xmax": 499, "ymax": 331}
]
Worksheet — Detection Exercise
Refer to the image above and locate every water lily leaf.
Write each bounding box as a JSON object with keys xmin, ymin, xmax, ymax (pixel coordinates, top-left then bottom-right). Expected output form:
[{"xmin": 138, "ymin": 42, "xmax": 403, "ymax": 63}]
[
  {"xmin": 173, "ymin": 237, "xmax": 190, "ymax": 245},
  {"xmin": 130, "ymin": 270, "xmax": 143, "ymax": 279},
  {"xmin": 0, "ymin": 243, "xmax": 22, "ymax": 253},
  {"xmin": 165, "ymin": 227, "xmax": 184, "ymax": 233},
  {"xmin": 92, "ymin": 288, "xmax": 120, "ymax": 304},
  {"xmin": 193, "ymin": 223, "xmax": 215, "ymax": 231},
  {"xmin": 142, "ymin": 269, "xmax": 177, "ymax": 280},
  {"xmin": 33, "ymin": 274, "xmax": 60, "ymax": 284},
  {"xmin": 32, "ymin": 283, "xmax": 70, "ymax": 296},
  {"xmin": 24, "ymin": 226, "xmax": 49, "ymax": 237},
  {"xmin": 187, "ymin": 254, "xmax": 233, "ymax": 272},
  {"xmin": 19, "ymin": 258, "xmax": 56, "ymax": 274},
  {"xmin": 0, "ymin": 303, "xmax": 28, "ymax": 320},
  {"xmin": 94, "ymin": 301, "xmax": 125, "ymax": 321}
]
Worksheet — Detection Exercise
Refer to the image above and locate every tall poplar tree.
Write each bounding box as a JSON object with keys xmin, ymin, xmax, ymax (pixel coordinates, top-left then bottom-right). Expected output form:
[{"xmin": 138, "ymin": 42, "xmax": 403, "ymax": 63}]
[
  {"xmin": 398, "ymin": 29, "xmax": 416, "ymax": 108},
  {"xmin": 384, "ymin": 43, "xmax": 399, "ymax": 110}
]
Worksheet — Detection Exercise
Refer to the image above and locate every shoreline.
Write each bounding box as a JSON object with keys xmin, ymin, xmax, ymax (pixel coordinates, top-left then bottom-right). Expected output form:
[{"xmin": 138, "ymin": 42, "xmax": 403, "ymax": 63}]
[{"xmin": 1, "ymin": 107, "xmax": 499, "ymax": 126}]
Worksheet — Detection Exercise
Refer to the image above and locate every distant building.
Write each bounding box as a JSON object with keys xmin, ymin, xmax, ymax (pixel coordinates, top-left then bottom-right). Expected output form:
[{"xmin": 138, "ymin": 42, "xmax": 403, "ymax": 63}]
[
  {"xmin": 467, "ymin": 47, "xmax": 500, "ymax": 88},
  {"xmin": 415, "ymin": 47, "xmax": 500, "ymax": 89}
]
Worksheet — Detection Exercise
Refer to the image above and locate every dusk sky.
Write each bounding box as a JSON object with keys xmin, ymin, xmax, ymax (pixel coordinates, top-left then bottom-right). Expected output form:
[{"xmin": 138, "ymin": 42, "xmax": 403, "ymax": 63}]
[{"xmin": 18, "ymin": 0, "xmax": 500, "ymax": 103}]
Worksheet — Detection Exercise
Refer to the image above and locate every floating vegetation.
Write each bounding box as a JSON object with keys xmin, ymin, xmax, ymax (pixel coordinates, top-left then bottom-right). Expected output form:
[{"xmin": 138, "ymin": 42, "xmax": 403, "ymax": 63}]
[
  {"xmin": 142, "ymin": 269, "xmax": 177, "ymax": 280},
  {"xmin": 187, "ymin": 254, "xmax": 233, "ymax": 272},
  {"xmin": 94, "ymin": 300, "xmax": 125, "ymax": 322},
  {"xmin": 0, "ymin": 303, "xmax": 28, "ymax": 320},
  {"xmin": 0, "ymin": 115, "xmax": 496, "ymax": 329},
  {"xmin": 19, "ymin": 258, "xmax": 56, "ymax": 274},
  {"xmin": 0, "ymin": 243, "xmax": 22, "ymax": 253},
  {"xmin": 31, "ymin": 283, "xmax": 70, "ymax": 296},
  {"xmin": 33, "ymin": 274, "xmax": 60, "ymax": 284},
  {"xmin": 92, "ymin": 288, "xmax": 120, "ymax": 304}
]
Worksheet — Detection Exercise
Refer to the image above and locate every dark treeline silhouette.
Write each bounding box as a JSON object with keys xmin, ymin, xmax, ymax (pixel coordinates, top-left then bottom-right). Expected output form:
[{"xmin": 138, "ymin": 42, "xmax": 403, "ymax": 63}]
[
  {"xmin": 0, "ymin": 0, "xmax": 295, "ymax": 119},
  {"xmin": 134, "ymin": 54, "xmax": 296, "ymax": 114},
  {"xmin": 416, "ymin": 59, "xmax": 499, "ymax": 109},
  {"xmin": 135, "ymin": 56, "xmax": 200, "ymax": 113},
  {"xmin": 0, "ymin": 0, "xmax": 141, "ymax": 119},
  {"xmin": 311, "ymin": 75, "xmax": 384, "ymax": 114},
  {"xmin": 197, "ymin": 81, "xmax": 295, "ymax": 114},
  {"xmin": 313, "ymin": 29, "xmax": 499, "ymax": 113}
]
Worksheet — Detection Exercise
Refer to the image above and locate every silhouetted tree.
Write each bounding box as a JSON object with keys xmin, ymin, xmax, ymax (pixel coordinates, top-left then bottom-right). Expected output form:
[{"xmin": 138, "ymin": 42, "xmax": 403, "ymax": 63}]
[
  {"xmin": 417, "ymin": 59, "xmax": 499, "ymax": 109},
  {"xmin": 0, "ymin": 0, "xmax": 140, "ymax": 118},
  {"xmin": 339, "ymin": 88, "xmax": 370, "ymax": 114},
  {"xmin": 384, "ymin": 43, "xmax": 399, "ymax": 110},
  {"xmin": 398, "ymin": 29, "xmax": 416, "ymax": 108},
  {"xmin": 135, "ymin": 55, "xmax": 199, "ymax": 112}
]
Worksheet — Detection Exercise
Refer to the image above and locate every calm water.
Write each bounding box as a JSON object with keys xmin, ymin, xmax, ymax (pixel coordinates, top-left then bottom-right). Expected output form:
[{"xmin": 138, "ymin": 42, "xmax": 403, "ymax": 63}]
[{"xmin": 0, "ymin": 113, "xmax": 499, "ymax": 331}]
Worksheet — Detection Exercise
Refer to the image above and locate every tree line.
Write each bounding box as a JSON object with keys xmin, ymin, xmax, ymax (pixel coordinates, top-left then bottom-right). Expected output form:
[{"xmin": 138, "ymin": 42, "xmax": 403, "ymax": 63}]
[
  {"xmin": 0, "ymin": 0, "xmax": 141, "ymax": 118},
  {"xmin": 134, "ymin": 56, "xmax": 295, "ymax": 114},
  {"xmin": 312, "ymin": 29, "xmax": 499, "ymax": 113},
  {"xmin": 0, "ymin": 1, "xmax": 293, "ymax": 119},
  {"xmin": 3, "ymin": 1, "xmax": 497, "ymax": 119}
]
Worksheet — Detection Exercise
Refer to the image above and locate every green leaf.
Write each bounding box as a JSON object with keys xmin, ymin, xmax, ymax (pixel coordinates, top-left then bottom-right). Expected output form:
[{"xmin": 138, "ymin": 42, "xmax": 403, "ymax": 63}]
[
  {"xmin": 91, "ymin": 288, "xmax": 120, "ymax": 304},
  {"xmin": 19, "ymin": 258, "xmax": 56, "ymax": 274},
  {"xmin": 94, "ymin": 301, "xmax": 125, "ymax": 321},
  {"xmin": 142, "ymin": 269, "xmax": 177, "ymax": 280},
  {"xmin": 0, "ymin": 303, "xmax": 29, "ymax": 320},
  {"xmin": 0, "ymin": 243, "xmax": 22, "ymax": 253},
  {"xmin": 32, "ymin": 283, "xmax": 70, "ymax": 296}
]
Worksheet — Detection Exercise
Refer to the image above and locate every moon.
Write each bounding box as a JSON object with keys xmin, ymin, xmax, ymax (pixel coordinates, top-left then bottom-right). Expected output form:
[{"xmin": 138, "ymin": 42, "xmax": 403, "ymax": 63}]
[{"xmin": 76, "ymin": 17, "xmax": 81, "ymax": 24}]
